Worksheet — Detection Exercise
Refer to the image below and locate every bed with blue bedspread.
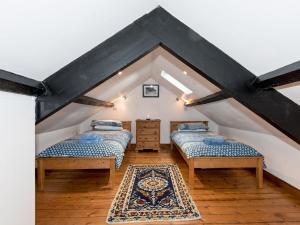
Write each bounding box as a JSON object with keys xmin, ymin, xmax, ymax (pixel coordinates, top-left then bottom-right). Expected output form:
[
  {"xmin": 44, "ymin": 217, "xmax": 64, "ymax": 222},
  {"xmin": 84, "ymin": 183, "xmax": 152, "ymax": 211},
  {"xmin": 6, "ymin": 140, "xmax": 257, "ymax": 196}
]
[
  {"xmin": 36, "ymin": 120, "xmax": 132, "ymax": 191},
  {"xmin": 171, "ymin": 130, "xmax": 262, "ymax": 158},
  {"xmin": 37, "ymin": 129, "xmax": 132, "ymax": 169},
  {"xmin": 170, "ymin": 121, "xmax": 264, "ymax": 189}
]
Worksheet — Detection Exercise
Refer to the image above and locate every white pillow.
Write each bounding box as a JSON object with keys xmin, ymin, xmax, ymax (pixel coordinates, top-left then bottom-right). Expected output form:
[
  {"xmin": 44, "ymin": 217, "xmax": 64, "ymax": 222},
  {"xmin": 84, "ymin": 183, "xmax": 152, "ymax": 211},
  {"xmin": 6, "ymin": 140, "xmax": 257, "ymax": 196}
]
[
  {"xmin": 178, "ymin": 129, "xmax": 208, "ymax": 132},
  {"xmin": 94, "ymin": 125, "xmax": 123, "ymax": 131},
  {"xmin": 91, "ymin": 120, "xmax": 122, "ymax": 127}
]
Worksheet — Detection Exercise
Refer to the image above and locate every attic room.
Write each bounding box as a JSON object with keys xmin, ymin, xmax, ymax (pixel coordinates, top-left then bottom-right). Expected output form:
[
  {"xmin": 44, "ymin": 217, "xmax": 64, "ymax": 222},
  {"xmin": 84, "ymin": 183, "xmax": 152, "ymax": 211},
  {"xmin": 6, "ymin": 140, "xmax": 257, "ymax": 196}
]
[{"xmin": 1, "ymin": 1, "xmax": 300, "ymax": 225}]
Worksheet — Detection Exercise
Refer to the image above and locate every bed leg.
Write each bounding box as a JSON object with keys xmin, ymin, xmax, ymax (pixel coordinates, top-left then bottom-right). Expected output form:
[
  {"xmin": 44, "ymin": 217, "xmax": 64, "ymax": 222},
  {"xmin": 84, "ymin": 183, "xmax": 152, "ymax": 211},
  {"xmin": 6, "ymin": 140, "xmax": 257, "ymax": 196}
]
[
  {"xmin": 170, "ymin": 141, "xmax": 173, "ymax": 151},
  {"xmin": 127, "ymin": 142, "xmax": 131, "ymax": 151},
  {"xmin": 109, "ymin": 158, "xmax": 115, "ymax": 189},
  {"xmin": 37, "ymin": 160, "xmax": 45, "ymax": 191},
  {"xmin": 188, "ymin": 159, "xmax": 194, "ymax": 190},
  {"xmin": 256, "ymin": 158, "xmax": 263, "ymax": 189}
]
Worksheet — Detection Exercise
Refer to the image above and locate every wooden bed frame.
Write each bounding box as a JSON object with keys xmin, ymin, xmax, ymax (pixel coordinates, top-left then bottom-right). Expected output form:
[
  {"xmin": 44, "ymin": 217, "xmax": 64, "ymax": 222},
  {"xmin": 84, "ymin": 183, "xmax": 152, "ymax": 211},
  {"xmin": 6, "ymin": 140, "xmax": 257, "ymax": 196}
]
[
  {"xmin": 170, "ymin": 121, "xmax": 264, "ymax": 189},
  {"xmin": 37, "ymin": 121, "xmax": 132, "ymax": 191}
]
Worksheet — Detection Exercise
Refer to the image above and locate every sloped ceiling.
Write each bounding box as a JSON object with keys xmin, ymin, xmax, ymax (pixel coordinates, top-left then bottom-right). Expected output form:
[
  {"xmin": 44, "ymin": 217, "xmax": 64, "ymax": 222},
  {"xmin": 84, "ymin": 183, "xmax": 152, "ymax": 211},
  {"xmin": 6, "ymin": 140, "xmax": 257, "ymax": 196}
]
[
  {"xmin": 0, "ymin": 0, "xmax": 159, "ymax": 80},
  {"xmin": 36, "ymin": 50, "xmax": 154, "ymax": 133},
  {"xmin": 276, "ymin": 82, "xmax": 300, "ymax": 105},
  {"xmin": 36, "ymin": 47, "xmax": 298, "ymax": 140},
  {"xmin": 1, "ymin": 1, "xmax": 300, "ymax": 79},
  {"xmin": 1, "ymin": 1, "xmax": 299, "ymax": 138},
  {"xmin": 36, "ymin": 46, "xmax": 220, "ymax": 133}
]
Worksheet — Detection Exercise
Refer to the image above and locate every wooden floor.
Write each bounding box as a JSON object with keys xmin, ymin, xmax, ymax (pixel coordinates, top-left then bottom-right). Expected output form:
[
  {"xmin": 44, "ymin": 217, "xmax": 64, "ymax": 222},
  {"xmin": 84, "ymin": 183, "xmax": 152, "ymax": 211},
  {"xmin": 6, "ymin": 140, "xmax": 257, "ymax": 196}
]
[{"xmin": 36, "ymin": 145, "xmax": 300, "ymax": 225}]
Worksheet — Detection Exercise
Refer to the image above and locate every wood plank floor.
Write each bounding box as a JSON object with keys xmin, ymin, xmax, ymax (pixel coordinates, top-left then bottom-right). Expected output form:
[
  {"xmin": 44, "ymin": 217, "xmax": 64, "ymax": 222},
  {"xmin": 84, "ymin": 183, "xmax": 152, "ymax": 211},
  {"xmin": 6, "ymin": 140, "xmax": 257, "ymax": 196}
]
[{"xmin": 36, "ymin": 145, "xmax": 300, "ymax": 225}]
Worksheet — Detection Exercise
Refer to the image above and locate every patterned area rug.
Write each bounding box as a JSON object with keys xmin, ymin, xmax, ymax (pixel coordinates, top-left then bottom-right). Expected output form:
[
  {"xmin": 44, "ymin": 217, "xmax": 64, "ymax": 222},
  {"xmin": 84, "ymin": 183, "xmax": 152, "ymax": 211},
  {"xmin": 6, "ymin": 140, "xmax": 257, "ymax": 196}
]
[{"xmin": 106, "ymin": 164, "xmax": 200, "ymax": 223}]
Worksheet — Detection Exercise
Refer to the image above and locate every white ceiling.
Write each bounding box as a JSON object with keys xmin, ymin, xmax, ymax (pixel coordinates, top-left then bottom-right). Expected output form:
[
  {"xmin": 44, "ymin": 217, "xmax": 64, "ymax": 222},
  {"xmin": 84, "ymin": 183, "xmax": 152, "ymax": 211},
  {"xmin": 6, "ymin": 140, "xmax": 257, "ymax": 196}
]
[
  {"xmin": 276, "ymin": 82, "xmax": 300, "ymax": 105},
  {"xmin": 1, "ymin": 1, "xmax": 300, "ymax": 80},
  {"xmin": 0, "ymin": 0, "xmax": 159, "ymax": 80}
]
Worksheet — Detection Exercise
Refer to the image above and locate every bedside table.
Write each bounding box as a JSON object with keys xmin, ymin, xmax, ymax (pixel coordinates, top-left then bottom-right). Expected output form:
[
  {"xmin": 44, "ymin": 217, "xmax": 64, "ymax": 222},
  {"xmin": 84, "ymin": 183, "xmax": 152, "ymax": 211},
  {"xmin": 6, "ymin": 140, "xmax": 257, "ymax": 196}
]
[{"xmin": 135, "ymin": 119, "xmax": 161, "ymax": 152}]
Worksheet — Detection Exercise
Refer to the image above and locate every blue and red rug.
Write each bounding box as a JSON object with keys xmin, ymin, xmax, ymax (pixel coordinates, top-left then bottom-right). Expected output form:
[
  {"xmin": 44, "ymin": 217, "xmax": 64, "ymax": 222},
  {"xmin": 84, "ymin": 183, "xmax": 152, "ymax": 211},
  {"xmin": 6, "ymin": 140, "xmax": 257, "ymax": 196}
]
[{"xmin": 106, "ymin": 164, "xmax": 200, "ymax": 223}]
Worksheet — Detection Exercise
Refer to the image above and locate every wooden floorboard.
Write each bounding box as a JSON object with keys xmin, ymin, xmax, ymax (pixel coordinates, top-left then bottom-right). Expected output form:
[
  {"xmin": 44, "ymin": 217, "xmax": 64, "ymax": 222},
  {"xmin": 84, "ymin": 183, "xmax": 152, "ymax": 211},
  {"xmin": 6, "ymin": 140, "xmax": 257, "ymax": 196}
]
[{"xmin": 36, "ymin": 145, "xmax": 300, "ymax": 225}]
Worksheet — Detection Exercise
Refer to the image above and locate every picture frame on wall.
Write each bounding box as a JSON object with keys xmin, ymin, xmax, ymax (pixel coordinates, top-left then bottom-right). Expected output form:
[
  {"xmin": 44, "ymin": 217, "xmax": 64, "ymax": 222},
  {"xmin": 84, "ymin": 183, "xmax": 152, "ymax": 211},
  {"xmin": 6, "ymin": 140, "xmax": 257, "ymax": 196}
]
[{"xmin": 143, "ymin": 84, "xmax": 159, "ymax": 98}]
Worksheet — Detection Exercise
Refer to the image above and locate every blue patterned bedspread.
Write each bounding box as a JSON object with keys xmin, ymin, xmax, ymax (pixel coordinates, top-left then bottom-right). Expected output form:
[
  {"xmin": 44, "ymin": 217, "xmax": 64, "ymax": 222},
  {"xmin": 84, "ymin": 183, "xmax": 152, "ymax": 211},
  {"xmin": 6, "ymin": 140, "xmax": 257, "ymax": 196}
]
[
  {"xmin": 37, "ymin": 130, "xmax": 133, "ymax": 168},
  {"xmin": 171, "ymin": 131, "xmax": 262, "ymax": 159}
]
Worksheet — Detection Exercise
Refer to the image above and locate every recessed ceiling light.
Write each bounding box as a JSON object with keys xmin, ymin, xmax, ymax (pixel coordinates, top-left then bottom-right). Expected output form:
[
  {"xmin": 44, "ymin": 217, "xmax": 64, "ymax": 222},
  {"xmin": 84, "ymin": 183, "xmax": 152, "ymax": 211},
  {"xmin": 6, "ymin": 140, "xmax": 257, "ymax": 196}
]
[
  {"xmin": 118, "ymin": 71, "xmax": 122, "ymax": 75},
  {"xmin": 183, "ymin": 71, "xmax": 187, "ymax": 75}
]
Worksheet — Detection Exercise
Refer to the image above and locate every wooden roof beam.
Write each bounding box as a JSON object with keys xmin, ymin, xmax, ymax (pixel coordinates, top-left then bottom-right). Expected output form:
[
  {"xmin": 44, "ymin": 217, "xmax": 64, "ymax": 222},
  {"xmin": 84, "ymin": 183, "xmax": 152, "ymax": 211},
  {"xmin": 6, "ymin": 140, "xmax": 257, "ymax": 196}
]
[
  {"xmin": 0, "ymin": 69, "xmax": 45, "ymax": 96},
  {"xmin": 74, "ymin": 96, "xmax": 114, "ymax": 107},
  {"xmin": 185, "ymin": 91, "xmax": 229, "ymax": 107},
  {"xmin": 252, "ymin": 61, "xmax": 300, "ymax": 89}
]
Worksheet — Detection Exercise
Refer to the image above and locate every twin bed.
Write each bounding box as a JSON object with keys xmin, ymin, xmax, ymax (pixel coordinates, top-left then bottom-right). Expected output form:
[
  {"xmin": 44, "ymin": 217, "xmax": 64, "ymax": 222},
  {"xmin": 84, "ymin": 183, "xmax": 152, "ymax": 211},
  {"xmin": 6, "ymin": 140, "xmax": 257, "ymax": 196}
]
[
  {"xmin": 36, "ymin": 120, "xmax": 264, "ymax": 191},
  {"xmin": 170, "ymin": 121, "xmax": 264, "ymax": 189},
  {"xmin": 36, "ymin": 121, "xmax": 132, "ymax": 191}
]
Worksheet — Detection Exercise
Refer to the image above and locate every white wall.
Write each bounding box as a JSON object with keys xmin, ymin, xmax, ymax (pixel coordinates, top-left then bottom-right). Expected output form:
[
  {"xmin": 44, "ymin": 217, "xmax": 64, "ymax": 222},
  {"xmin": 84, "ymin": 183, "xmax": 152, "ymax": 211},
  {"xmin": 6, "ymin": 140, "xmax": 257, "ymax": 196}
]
[
  {"xmin": 0, "ymin": 92, "xmax": 35, "ymax": 225},
  {"xmin": 35, "ymin": 125, "xmax": 79, "ymax": 154},
  {"xmin": 79, "ymin": 79, "xmax": 218, "ymax": 143},
  {"xmin": 219, "ymin": 126, "xmax": 300, "ymax": 189}
]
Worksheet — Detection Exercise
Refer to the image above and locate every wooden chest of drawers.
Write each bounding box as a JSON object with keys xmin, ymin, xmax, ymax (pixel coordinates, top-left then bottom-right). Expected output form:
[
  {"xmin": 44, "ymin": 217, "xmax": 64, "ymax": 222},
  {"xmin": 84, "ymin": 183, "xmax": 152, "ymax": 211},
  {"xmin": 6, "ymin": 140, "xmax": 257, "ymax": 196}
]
[{"xmin": 136, "ymin": 119, "xmax": 160, "ymax": 152}]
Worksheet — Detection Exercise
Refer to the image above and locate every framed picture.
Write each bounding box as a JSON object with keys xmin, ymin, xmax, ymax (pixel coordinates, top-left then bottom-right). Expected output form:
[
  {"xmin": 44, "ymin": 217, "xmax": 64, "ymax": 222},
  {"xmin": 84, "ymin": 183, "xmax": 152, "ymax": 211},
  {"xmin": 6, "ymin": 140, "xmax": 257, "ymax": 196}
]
[{"xmin": 143, "ymin": 84, "xmax": 159, "ymax": 98}]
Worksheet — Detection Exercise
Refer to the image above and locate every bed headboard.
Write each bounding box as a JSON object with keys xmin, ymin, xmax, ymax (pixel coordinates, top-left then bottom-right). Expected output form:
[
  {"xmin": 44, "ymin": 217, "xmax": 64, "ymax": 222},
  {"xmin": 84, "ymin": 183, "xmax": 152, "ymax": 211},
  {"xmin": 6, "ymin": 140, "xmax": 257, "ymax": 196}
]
[
  {"xmin": 122, "ymin": 121, "xmax": 132, "ymax": 132},
  {"xmin": 170, "ymin": 121, "xmax": 209, "ymax": 133}
]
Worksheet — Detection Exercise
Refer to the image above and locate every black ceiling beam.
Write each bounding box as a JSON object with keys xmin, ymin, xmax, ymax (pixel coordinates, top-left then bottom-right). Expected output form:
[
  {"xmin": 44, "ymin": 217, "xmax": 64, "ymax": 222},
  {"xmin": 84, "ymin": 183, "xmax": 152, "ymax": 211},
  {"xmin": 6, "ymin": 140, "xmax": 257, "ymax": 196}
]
[
  {"xmin": 185, "ymin": 91, "xmax": 230, "ymax": 107},
  {"xmin": 252, "ymin": 61, "xmax": 300, "ymax": 89},
  {"xmin": 0, "ymin": 69, "xmax": 44, "ymax": 96},
  {"xmin": 36, "ymin": 22, "xmax": 160, "ymax": 123},
  {"xmin": 36, "ymin": 6, "xmax": 300, "ymax": 145},
  {"xmin": 74, "ymin": 96, "xmax": 114, "ymax": 107}
]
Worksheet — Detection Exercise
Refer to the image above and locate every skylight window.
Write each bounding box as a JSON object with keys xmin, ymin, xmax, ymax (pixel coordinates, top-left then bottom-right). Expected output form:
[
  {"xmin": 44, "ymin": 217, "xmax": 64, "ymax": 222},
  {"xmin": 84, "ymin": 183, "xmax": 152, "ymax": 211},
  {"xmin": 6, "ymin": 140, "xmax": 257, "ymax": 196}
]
[{"xmin": 160, "ymin": 70, "xmax": 193, "ymax": 95}]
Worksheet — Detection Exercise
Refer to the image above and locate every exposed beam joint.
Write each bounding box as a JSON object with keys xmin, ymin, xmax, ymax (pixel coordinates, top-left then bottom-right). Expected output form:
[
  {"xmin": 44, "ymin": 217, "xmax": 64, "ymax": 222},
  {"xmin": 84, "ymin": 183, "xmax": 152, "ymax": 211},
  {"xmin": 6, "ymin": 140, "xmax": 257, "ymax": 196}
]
[
  {"xmin": 252, "ymin": 61, "xmax": 300, "ymax": 89},
  {"xmin": 74, "ymin": 96, "xmax": 114, "ymax": 107},
  {"xmin": 185, "ymin": 91, "xmax": 230, "ymax": 107},
  {"xmin": 0, "ymin": 69, "xmax": 45, "ymax": 96}
]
